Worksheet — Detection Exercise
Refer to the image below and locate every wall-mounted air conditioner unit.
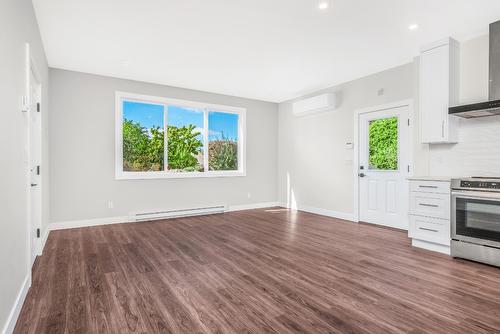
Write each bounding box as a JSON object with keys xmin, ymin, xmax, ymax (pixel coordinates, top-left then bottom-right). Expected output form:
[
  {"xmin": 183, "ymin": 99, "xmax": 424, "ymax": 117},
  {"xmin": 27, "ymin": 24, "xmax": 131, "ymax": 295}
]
[{"xmin": 293, "ymin": 93, "xmax": 336, "ymax": 117}]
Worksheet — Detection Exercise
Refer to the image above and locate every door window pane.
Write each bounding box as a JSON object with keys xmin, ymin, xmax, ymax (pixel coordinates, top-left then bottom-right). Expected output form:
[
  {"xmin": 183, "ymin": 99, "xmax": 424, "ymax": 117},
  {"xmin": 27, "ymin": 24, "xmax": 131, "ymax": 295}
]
[
  {"xmin": 167, "ymin": 106, "xmax": 204, "ymax": 172},
  {"xmin": 368, "ymin": 117, "xmax": 398, "ymax": 170},
  {"xmin": 122, "ymin": 101, "xmax": 164, "ymax": 172},
  {"xmin": 208, "ymin": 112, "xmax": 239, "ymax": 171}
]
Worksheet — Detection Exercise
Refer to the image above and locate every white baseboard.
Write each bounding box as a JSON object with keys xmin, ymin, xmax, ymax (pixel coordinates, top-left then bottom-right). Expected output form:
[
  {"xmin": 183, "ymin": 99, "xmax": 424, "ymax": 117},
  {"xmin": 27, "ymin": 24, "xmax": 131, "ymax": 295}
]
[
  {"xmin": 277, "ymin": 202, "xmax": 355, "ymax": 222},
  {"xmin": 50, "ymin": 202, "xmax": 280, "ymax": 231},
  {"xmin": 227, "ymin": 202, "xmax": 279, "ymax": 212},
  {"xmin": 38, "ymin": 227, "xmax": 50, "ymax": 255},
  {"xmin": 50, "ymin": 216, "xmax": 131, "ymax": 231},
  {"xmin": 412, "ymin": 239, "xmax": 451, "ymax": 255},
  {"xmin": 2, "ymin": 275, "xmax": 30, "ymax": 334}
]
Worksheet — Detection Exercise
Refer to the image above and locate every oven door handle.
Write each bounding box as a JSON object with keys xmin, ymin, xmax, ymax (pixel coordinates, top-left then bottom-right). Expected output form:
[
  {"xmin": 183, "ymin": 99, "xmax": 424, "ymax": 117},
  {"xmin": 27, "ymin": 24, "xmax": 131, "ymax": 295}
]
[{"xmin": 452, "ymin": 190, "xmax": 500, "ymax": 200}]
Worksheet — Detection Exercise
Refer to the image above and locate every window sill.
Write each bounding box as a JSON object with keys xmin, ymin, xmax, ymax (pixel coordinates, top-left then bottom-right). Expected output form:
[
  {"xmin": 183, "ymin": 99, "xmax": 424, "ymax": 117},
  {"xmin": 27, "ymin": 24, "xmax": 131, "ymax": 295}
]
[{"xmin": 115, "ymin": 170, "xmax": 246, "ymax": 180}]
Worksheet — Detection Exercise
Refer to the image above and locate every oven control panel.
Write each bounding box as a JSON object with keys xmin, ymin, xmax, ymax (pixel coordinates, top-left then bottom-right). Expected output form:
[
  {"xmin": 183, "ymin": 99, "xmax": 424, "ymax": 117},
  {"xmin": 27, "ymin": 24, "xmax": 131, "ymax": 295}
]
[{"xmin": 460, "ymin": 181, "xmax": 500, "ymax": 189}]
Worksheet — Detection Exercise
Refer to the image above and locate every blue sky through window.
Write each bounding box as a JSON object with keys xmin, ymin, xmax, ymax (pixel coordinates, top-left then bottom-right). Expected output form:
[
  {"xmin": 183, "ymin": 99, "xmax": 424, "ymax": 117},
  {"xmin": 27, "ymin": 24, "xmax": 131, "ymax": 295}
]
[
  {"xmin": 123, "ymin": 101, "xmax": 238, "ymax": 141},
  {"xmin": 209, "ymin": 112, "xmax": 238, "ymax": 141},
  {"xmin": 123, "ymin": 101, "xmax": 164, "ymax": 129},
  {"xmin": 168, "ymin": 105, "xmax": 203, "ymax": 129}
]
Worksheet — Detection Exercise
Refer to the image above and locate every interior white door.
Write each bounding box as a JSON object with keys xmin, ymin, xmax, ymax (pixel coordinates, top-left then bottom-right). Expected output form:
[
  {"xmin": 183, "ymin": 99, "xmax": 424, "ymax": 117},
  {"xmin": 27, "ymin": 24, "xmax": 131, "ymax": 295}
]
[
  {"xmin": 358, "ymin": 105, "xmax": 409, "ymax": 230},
  {"xmin": 29, "ymin": 68, "xmax": 42, "ymax": 266}
]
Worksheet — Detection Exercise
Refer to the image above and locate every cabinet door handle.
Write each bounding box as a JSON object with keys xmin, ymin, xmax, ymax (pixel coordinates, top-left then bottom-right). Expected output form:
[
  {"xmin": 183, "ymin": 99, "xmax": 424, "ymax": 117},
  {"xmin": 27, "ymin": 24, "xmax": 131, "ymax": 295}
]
[
  {"xmin": 419, "ymin": 203, "xmax": 439, "ymax": 208},
  {"xmin": 419, "ymin": 185, "xmax": 438, "ymax": 189},
  {"xmin": 419, "ymin": 227, "xmax": 439, "ymax": 233},
  {"xmin": 441, "ymin": 120, "xmax": 445, "ymax": 138}
]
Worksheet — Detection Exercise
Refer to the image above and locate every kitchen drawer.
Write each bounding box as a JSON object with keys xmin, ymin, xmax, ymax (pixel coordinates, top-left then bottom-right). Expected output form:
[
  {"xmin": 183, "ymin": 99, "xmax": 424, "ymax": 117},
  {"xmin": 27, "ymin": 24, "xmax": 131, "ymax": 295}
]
[
  {"xmin": 410, "ymin": 180, "xmax": 450, "ymax": 194},
  {"xmin": 410, "ymin": 215, "xmax": 450, "ymax": 246},
  {"xmin": 410, "ymin": 192, "xmax": 450, "ymax": 220}
]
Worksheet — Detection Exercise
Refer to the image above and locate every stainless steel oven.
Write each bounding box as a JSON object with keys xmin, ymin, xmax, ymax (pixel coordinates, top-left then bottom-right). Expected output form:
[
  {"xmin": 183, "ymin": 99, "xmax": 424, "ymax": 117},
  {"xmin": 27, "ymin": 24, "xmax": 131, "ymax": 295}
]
[{"xmin": 451, "ymin": 178, "xmax": 500, "ymax": 267}]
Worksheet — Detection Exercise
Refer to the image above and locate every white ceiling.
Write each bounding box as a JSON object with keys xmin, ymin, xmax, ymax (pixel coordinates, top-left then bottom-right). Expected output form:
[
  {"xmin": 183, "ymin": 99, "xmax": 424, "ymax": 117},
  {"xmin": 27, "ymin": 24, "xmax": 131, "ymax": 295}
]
[{"xmin": 33, "ymin": 0, "xmax": 500, "ymax": 103}]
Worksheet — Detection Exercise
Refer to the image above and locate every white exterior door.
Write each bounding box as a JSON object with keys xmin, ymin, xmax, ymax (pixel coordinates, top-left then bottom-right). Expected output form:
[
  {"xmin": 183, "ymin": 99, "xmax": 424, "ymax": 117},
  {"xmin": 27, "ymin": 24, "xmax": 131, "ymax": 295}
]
[{"xmin": 358, "ymin": 105, "xmax": 410, "ymax": 230}]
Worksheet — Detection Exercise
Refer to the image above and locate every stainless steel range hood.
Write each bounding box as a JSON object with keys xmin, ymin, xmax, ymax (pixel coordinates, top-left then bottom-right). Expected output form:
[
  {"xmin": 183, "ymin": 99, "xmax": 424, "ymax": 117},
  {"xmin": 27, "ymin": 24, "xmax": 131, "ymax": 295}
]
[{"xmin": 449, "ymin": 20, "xmax": 500, "ymax": 118}]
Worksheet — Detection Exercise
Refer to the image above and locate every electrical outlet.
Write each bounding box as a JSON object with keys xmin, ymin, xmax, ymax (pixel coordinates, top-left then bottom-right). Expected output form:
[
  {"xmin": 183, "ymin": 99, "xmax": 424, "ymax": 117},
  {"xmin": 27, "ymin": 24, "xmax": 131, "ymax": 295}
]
[{"xmin": 108, "ymin": 201, "xmax": 114, "ymax": 209}]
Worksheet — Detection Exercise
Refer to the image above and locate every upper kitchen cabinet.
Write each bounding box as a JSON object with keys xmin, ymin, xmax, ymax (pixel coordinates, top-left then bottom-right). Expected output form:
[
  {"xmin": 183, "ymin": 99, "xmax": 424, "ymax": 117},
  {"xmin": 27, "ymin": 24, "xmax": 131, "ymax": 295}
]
[{"xmin": 419, "ymin": 38, "xmax": 460, "ymax": 144}]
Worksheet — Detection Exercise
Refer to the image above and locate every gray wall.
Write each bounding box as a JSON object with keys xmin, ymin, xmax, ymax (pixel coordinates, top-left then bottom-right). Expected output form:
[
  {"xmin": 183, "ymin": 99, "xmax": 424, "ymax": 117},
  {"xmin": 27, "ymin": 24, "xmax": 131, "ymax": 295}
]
[
  {"xmin": 0, "ymin": 0, "xmax": 49, "ymax": 331},
  {"xmin": 277, "ymin": 62, "xmax": 424, "ymax": 215},
  {"xmin": 277, "ymin": 34, "xmax": 495, "ymax": 216},
  {"xmin": 49, "ymin": 69, "xmax": 278, "ymax": 223}
]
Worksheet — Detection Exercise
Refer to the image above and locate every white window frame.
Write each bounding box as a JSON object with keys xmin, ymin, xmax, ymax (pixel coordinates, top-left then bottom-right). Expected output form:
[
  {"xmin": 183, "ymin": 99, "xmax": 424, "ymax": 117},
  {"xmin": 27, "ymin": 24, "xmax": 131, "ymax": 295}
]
[{"xmin": 115, "ymin": 91, "xmax": 246, "ymax": 180}]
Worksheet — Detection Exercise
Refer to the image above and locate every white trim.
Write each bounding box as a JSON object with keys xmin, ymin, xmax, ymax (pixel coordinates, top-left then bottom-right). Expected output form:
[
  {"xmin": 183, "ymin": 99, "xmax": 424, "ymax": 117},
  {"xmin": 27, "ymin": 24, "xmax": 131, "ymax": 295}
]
[
  {"xmin": 115, "ymin": 170, "xmax": 246, "ymax": 180},
  {"xmin": 116, "ymin": 91, "xmax": 246, "ymax": 114},
  {"xmin": 2, "ymin": 275, "xmax": 30, "ymax": 334},
  {"xmin": 203, "ymin": 109, "xmax": 209, "ymax": 172},
  {"xmin": 51, "ymin": 216, "xmax": 131, "ymax": 231},
  {"xmin": 39, "ymin": 228, "xmax": 50, "ymax": 255},
  {"xmin": 163, "ymin": 103, "xmax": 168, "ymax": 171},
  {"xmin": 353, "ymin": 99, "xmax": 414, "ymax": 223},
  {"xmin": 50, "ymin": 202, "xmax": 280, "ymax": 231},
  {"xmin": 412, "ymin": 239, "xmax": 450, "ymax": 255},
  {"xmin": 115, "ymin": 91, "xmax": 246, "ymax": 179},
  {"xmin": 25, "ymin": 43, "xmax": 31, "ymax": 282},
  {"xmin": 25, "ymin": 43, "xmax": 43, "ymax": 271},
  {"xmin": 227, "ymin": 202, "xmax": 279, "ymax": 212},
  {"xmin": 278, "ymin": 202, "xmax": 355, "ymax": 222}
]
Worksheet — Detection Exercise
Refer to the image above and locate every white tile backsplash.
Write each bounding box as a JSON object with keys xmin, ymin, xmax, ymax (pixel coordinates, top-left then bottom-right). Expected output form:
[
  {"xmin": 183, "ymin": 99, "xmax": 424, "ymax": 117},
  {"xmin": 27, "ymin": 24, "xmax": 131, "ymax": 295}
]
[{"xmin": 429, "ymin": 115, "xmax": 500, "ymax": 177}]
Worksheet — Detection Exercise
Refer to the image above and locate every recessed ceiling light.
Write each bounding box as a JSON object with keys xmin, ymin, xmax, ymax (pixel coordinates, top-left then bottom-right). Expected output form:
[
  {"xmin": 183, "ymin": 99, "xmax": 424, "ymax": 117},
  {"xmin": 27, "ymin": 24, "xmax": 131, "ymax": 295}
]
[
  {"xmin": 408, "ymin": 24, "xmax": 419, "ymax": 31},
  {"xmin": 318, "ymin": 1, "xmax": 329, "ymax": 10}
]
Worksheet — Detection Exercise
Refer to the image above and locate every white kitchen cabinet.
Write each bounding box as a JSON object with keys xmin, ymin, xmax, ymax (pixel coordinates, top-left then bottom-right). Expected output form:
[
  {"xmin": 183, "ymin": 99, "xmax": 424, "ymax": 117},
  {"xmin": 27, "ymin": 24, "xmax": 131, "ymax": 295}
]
[
  {"xmin": 419, "ymin": 38, "xmax": 460, "ymax": 144},
  {"xmin": 409, "ymin": 192, "xmax": 450, "ymax": 220},
  {"xmin": 408, "ymin": 178, "xmax": 451, "ymax": 255}
]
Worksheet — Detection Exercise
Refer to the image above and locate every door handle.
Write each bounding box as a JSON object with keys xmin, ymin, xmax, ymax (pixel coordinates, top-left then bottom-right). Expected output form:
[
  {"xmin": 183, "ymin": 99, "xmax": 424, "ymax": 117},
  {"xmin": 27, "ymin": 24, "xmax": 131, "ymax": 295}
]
[
  {"xmin": 359, "ymin": 173, "xmax": 366, "ymax": 178},
  {"xmin": 31, "ymin": 183, "xmax": 37, "ymax": 187}
]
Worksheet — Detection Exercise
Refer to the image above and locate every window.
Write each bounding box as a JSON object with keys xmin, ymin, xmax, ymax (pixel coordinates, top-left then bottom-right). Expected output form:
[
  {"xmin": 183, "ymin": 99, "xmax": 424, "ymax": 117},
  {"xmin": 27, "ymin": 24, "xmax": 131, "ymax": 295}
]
[
  {"xmin": 208, "ymin": 111, "xmax": 239, "ymax": 171},
  {"xmin": 368, "ymin": 117, "xmax": 398, "ymax": 170},
  {"xmin": 122, "ymin": 101, "xmax": 165, "ymax": 172},
  {"xmin": 167, "ymin": 106, "xmax": 205, "ymax": 172},
  {"xmin": 116, "ymin": 92, "xmax": 246, "ymax": 179}
]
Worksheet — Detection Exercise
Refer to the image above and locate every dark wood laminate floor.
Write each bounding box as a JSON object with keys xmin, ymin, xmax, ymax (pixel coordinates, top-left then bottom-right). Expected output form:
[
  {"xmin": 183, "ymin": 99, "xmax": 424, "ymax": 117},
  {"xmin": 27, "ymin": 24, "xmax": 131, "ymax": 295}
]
[{"xmin": 14, "ymin": 208, "xmax": 500, "ymax": 334}]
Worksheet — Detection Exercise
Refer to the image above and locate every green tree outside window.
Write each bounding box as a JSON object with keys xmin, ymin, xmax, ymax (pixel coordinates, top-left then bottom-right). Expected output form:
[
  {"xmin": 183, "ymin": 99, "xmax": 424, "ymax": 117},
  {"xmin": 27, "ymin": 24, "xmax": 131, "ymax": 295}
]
[
  {"xmin": 123, "ymin": 119, "xmax": 238, "ymax": 172},
  {"xmin": 368, "ymin": 117, "xmax": 398, "ymax": 170}
]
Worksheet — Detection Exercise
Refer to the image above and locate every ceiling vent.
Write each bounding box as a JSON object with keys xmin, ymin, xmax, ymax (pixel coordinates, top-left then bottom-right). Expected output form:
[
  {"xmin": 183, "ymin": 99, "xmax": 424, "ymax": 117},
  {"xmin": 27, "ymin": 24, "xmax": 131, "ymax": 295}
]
[{"xmin": 293, "ymin": 93, "xmax": 336, "ymax": 117}]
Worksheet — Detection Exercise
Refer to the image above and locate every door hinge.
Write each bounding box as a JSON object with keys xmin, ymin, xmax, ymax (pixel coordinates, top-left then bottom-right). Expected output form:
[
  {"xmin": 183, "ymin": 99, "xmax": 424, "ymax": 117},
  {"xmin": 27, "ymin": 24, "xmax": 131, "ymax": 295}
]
[
  {"xmin": 37, "ymin": 102, "xmax": 40, "ymax": 112},
  {"xmin": 36, "ymin": 228, "xmax": 40, "ymax": 238},
  {"xmin": 37, "ymin": 165, "xmax": 40, "ymax": 175},
  {"xmin": 21, "ymin": 96, "xmax": 29, "ymax": 113}
]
